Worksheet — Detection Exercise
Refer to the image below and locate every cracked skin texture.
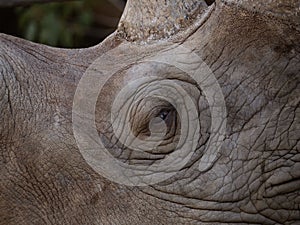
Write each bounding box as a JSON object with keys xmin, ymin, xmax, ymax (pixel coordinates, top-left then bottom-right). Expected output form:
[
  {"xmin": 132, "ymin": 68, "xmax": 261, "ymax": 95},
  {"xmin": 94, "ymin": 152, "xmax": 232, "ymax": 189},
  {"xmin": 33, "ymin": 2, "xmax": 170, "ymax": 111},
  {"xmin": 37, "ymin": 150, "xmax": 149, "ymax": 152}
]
[{"xmin": 0, "ymin": 0, "xmax": 300, "ymax": 224}]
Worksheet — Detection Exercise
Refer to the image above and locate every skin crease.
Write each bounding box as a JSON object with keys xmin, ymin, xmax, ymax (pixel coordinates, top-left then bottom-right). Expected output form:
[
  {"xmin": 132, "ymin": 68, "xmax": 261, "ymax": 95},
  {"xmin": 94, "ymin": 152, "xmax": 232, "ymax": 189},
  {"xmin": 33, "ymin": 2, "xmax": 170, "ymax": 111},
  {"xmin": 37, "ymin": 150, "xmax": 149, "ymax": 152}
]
[{"xmin": 0, "ymin": 0, "xmax": 299, "ymax": 224}]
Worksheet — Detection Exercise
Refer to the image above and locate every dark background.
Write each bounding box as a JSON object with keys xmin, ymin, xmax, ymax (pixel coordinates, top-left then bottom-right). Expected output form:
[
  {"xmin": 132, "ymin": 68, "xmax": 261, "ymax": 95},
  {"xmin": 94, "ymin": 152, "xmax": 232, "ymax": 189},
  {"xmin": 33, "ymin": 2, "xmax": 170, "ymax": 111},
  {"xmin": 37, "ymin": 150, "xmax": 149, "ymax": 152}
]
[{"xmin": 0, "ymin": 0, "xmax": 126, "ymax": 48}]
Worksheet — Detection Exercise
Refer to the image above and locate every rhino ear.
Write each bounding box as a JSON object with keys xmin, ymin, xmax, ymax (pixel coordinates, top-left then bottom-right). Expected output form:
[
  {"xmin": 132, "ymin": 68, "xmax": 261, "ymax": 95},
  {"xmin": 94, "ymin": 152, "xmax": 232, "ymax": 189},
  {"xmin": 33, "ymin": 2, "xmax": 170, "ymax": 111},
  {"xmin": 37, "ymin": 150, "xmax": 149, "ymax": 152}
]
[
  {"xmin": 222, "ymin": 0, "xmax": 300, "ymax": 26},
  {"xmin": 116, "ymin": 0, "xmax": 210, "ymax": 42}
]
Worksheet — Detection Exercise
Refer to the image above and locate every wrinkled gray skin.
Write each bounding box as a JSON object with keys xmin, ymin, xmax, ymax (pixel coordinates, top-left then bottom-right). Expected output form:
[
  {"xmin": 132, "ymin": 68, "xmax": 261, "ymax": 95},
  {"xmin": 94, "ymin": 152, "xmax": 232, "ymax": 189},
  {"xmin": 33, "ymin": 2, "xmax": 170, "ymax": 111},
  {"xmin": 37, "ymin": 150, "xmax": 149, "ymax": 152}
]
[{"xmin": 1, "ymin": 0, "xmax": 300, "ymax": 224}]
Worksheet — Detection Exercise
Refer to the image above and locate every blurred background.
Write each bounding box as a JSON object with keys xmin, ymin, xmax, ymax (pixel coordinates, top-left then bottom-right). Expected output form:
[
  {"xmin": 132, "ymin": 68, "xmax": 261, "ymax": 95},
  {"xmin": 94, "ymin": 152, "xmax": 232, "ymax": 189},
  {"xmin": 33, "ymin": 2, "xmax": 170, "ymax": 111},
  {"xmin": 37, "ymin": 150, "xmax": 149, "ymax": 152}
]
[{"xmin": 0, "ymin": 0, "xmax": 126, "ymax": 48}]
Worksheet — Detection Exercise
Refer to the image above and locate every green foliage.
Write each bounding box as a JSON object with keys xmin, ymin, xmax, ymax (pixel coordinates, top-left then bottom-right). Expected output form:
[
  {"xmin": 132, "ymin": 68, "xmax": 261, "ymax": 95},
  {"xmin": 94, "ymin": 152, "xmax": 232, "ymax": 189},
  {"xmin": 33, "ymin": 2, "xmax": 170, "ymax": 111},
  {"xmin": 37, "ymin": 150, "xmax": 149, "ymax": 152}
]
[{"xmin": 16, "ymin": 1, "xmax": 93, "ymax": 47}]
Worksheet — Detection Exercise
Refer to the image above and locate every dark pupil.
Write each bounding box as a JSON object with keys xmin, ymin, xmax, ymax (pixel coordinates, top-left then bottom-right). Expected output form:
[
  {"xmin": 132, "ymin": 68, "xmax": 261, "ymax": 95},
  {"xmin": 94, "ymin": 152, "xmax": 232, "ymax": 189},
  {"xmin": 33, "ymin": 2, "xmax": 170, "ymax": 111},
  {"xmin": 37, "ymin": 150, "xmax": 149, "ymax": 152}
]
[{"xmin": 159, "ymin": 109, "xmax": 169, "ymax": 120}]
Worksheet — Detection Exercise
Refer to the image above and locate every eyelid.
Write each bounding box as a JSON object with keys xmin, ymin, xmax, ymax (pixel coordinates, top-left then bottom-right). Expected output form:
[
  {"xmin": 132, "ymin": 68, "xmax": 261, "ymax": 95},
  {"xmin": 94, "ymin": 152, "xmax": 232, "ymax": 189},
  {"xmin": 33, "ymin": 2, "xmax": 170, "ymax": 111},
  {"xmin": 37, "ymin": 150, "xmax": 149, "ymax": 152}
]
[{"xmin": 146, "ymin": 105, "xmax": 171, "ymax": 119}]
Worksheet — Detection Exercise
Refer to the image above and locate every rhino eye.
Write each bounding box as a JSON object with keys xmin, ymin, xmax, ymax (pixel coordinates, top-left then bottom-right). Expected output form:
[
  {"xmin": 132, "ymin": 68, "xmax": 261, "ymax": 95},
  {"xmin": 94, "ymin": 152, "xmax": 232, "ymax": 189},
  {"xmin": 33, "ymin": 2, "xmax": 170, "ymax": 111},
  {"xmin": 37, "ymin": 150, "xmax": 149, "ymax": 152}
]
[
  {"xmin": 158, "ymin": 108, "xmax": 171, "ymax": 120},
  {"xmin": 146, "ymin": 105, "xmax": 177, "ymax": 136},
  {"xmin": 155, "ymin": 107, "xmax": 177, "ymax": 128},
  {"xmin": 130, "ymin": 98, "xmax": 178, "ymax": 139}
]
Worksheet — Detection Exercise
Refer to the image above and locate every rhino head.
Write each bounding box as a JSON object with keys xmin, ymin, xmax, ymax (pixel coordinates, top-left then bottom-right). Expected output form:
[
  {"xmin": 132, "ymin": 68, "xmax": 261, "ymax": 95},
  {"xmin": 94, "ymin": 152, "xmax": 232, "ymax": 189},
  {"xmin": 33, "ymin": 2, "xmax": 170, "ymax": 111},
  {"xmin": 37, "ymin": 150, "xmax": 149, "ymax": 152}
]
[{"xmin": 0, "ymin": 0, "xmax": 299, "ymax": 224}]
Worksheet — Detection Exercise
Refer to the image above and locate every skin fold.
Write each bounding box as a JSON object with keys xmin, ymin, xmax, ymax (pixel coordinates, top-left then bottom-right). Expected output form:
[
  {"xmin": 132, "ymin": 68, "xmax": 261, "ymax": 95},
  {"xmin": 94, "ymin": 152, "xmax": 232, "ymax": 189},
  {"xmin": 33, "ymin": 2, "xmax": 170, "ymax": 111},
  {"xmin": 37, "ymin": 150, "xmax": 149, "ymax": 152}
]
[{"xmin": 0, "ymin": 0, "xmax": 299, "ymax": 224}]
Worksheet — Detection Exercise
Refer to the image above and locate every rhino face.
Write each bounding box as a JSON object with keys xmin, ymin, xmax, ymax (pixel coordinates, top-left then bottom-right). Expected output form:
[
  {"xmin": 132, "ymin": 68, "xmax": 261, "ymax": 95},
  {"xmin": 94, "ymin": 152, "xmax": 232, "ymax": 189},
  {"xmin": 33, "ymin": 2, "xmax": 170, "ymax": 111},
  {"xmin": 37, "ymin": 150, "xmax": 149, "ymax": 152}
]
[{"xmin": 0, "ymin": 0, "xmax": 299, "ymax": 224}]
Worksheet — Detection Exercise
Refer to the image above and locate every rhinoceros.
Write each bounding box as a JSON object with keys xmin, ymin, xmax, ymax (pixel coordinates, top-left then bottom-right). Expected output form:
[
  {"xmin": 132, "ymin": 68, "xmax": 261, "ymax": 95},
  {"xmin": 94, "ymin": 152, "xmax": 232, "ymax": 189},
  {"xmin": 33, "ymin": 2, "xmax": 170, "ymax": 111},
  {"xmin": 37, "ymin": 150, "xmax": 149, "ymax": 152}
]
[{"xmin": 0, "ymin": 0, "xmax": 299, "ymax": 224}]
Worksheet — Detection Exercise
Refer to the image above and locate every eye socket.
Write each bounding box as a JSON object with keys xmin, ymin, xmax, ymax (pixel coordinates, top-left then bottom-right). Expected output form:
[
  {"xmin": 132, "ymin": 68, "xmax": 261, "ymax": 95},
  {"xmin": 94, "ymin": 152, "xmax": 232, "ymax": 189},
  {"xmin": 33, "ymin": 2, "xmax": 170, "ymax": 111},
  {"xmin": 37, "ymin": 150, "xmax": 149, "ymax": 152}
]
[
  {"xmin": 158, "ymin": 108, "xmax": 171, "ymax": 120},
  {"xmin": 130, "ymin": 99, "xmax": 178, "ymax": 138},
  {"xmin": 151, "ymin": 106, "xmax": 177, "ymax": 135}
]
